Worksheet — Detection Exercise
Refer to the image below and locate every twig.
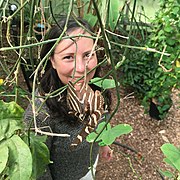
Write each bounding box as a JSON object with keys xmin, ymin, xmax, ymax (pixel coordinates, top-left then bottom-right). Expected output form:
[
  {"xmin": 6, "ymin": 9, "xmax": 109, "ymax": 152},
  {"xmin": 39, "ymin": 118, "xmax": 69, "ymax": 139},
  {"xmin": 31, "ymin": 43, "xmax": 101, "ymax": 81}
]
[
  {"xmin": 105, "ymin": 29, "xmax": 129, "ymax": 39},
  {"xmin": 33, "ymin": 128, "xmax": 70, "ymax": 137},
  {"xmin": 31, "ymin": 0, "xmax": 74, "ymax": 139},
  {"xmin": 111, "ymin": 41, "xmax": 171, "ymax": 56},
  {"xmin": 127, "ymin": 156, "xmax": 142, "ymax": 180},
  {"xmin": 123, "ymin": 92, "xmax": 135, "ymax": 99},
  {"xmin": 0, "ymin": 34, "xmax": 97, "ymax": 51},
  {"xmin": 113, "ymin": 141, "xmax": 139, "ymax": 155},
  {"xmin": 158, "ymin": 45, "xmax": 172, "ymax": 72}
]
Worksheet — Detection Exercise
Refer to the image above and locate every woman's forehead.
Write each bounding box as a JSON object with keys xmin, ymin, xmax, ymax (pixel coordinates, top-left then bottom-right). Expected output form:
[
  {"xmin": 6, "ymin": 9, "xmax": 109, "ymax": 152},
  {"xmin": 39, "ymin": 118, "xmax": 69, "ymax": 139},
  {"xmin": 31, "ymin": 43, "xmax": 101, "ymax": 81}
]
[{"xmin": 54, "ymin": 29, "xmax": 94, "ymax": 54}]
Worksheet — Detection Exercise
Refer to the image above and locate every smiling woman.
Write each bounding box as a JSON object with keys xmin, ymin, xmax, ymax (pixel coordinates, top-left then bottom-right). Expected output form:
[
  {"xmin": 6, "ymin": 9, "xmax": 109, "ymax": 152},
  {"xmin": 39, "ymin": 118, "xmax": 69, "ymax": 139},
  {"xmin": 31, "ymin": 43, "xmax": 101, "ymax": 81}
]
[
  {"xmin": 51, "ymin": 28, "xmax": 97, "ymax": 94},
  {"xmin": 24, "ymin": 16, "xmax": 112, "ymax": 180}
]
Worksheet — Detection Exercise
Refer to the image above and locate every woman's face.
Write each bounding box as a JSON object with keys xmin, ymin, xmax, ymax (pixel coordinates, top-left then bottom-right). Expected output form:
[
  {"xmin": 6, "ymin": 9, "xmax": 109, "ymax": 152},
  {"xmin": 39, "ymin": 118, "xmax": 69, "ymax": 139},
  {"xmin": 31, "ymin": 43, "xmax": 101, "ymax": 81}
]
[{"xmin": 51, "ymin": 28, "xmax": 97, "ymax": 92}]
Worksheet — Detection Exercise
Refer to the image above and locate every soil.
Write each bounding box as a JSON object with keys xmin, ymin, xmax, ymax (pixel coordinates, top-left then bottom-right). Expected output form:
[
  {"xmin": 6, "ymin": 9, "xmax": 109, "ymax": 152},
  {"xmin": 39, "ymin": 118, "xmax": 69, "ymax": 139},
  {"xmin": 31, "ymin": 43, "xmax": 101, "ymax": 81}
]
[{"xmin": 96, "ymin": 87, "xmax": 180, "ymax": 180}]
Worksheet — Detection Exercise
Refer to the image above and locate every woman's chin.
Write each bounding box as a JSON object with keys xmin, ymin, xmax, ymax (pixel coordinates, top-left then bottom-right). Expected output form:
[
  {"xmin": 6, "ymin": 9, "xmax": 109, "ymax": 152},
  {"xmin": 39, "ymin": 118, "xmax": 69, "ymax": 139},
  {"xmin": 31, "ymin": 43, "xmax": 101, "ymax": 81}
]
[{"xmin": 74, "ymin": 84, "xmax": 83, "ymax": 92}]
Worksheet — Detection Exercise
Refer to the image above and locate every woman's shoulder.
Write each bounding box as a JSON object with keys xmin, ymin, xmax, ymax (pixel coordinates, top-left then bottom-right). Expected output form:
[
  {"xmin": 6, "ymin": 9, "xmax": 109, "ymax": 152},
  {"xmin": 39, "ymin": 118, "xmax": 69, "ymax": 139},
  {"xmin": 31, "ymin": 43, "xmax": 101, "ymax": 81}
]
[{"xmin": 24, "ymin": 91, "xmax": 51, "ymax": 122}]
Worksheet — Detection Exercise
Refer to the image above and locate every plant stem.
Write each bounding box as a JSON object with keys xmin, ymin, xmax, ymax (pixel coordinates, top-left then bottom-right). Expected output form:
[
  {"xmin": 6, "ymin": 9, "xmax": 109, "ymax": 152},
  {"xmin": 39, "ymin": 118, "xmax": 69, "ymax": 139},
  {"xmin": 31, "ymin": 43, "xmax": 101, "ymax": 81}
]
[{"xmin": 31, "ymin": 0, "xmax": 74, "ymax": 137}]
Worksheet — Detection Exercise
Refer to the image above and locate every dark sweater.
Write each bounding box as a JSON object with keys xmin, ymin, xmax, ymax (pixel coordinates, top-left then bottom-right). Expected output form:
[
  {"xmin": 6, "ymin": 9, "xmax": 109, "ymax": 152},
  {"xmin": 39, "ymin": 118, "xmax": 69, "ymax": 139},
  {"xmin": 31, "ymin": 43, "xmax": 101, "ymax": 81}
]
[{"xmin": 24, "ymin": 97, "xmax": 99, "ymax": 180}]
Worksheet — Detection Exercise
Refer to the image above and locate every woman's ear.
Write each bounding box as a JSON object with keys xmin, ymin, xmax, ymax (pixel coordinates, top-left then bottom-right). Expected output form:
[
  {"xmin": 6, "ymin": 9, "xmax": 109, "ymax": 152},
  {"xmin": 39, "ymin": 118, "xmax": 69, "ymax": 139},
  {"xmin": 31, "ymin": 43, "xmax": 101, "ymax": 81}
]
[{"xmin": 50, "ymin": 57, "xmax": 56, "ymax": 69}]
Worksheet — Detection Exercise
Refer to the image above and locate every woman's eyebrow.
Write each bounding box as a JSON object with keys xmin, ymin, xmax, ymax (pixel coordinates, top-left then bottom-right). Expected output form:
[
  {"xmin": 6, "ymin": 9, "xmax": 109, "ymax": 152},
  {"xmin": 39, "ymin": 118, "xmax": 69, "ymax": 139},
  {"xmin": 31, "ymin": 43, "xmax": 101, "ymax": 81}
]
[
  {"xmin": 83, "ymin": 50, "xmax": 95, "ymax": 54},
  {"xmin": 60, "ymin": 52, "xmax": 74, "ymax": 56}
]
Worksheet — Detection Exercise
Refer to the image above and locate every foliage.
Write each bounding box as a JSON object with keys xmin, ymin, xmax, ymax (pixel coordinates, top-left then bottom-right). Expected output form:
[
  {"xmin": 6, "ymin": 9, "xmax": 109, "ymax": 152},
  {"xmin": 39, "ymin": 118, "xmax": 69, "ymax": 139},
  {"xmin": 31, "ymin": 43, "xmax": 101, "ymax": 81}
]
[
  {"xmin": 120, "ymin": 0, "xmax": 180, "ymax": 119},
  {"xmin": 0, "ymin": 100, "xmax": 51, "ymax": 179},
  {"xmin": 142, "ymin": 0, "xmax": 180, "ymax": 119},
  {"xmin": 86, "ymin": 121, "xmax": 132, "ymax": 146},
  {"xmin": 160, "ymin": 143, "xmax": 180, "ymax": 179},
  {"xmin": 91, "ymin": 77, "xmax": 120, "ymax": 90}
]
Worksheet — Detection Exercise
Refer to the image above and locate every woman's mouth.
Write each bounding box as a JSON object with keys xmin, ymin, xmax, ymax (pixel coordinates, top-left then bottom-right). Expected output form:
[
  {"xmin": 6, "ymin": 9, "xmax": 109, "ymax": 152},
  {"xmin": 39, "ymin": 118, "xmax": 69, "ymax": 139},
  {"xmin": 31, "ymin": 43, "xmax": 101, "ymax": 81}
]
[
  {"xmin": 71, "ymin": 77, "xmax": 84, "ymax": 83},
  {"xmin": 76, "ymin": 82, "xmax": 83, "ymax": 87}
]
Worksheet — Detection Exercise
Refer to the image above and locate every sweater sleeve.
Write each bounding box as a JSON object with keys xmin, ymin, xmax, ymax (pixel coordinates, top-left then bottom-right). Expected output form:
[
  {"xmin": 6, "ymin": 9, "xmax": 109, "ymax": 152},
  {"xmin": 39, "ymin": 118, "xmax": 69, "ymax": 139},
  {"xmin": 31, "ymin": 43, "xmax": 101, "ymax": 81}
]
[{"xmin": 23, "ymin": 99, "xmax": 53, "ymax": 180}]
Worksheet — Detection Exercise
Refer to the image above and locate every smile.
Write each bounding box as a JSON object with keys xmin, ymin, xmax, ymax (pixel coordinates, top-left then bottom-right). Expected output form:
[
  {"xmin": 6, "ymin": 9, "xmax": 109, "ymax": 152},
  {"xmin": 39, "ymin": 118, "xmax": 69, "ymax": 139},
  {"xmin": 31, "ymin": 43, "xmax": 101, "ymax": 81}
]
[{"xmin": 76, "ymin": 82, "xmax": 83, "ymax": 86}]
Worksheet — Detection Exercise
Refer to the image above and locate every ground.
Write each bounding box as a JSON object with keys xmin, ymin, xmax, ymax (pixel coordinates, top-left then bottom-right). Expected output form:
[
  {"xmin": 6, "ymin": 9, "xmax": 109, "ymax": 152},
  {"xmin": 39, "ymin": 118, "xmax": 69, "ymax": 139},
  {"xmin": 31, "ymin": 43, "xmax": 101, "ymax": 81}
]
[{"xmin": 96, "ymin": 87, "xmax": 180, "ymax": 180}]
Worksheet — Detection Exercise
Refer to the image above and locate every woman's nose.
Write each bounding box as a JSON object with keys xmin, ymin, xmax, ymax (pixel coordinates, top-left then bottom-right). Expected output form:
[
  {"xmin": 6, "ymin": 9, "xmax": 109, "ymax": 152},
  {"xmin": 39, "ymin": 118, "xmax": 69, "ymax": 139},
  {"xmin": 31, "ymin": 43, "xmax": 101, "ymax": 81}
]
[{"xmin": 75, "ymin": 57, "xmax": 85, "ymax": 73}]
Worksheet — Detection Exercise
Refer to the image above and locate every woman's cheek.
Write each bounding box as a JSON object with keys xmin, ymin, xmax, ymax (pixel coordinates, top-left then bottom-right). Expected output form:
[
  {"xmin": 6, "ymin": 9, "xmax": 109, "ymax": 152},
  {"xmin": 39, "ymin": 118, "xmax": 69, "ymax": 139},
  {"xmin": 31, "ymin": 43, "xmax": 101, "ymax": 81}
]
[
  {"xmin": 56, "ymin": 62, "xmax": 73, "ymax": 84},
  {"xmin": 88, "ymin": 58, "xmax": 97, "ymax": 69}
]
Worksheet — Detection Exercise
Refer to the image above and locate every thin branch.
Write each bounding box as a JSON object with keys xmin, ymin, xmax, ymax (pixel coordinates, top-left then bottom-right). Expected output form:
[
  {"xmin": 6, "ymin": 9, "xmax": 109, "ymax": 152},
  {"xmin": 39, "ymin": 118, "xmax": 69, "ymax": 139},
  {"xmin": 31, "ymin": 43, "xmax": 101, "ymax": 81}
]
[
  {"xmin": 0, "ymin": 34, "xmax": 98, "ymax": 51},
  {"xmin": 31, "ymin": 0, "xmax": 74, "ymax": 137},
  {"xmin": 158, "ymin": 45, "xmax": 172, "ymax": 72},
  {"xmin": 34, "ymin": 128, "xmax": 70, "ymax": 137},
  {"xmin": 105, "ymin": 29, "xmax": 129, "ymax": 39},
  {"xmin": 113, "ymin": 141, "xmax": 139, "ymax": 154}
]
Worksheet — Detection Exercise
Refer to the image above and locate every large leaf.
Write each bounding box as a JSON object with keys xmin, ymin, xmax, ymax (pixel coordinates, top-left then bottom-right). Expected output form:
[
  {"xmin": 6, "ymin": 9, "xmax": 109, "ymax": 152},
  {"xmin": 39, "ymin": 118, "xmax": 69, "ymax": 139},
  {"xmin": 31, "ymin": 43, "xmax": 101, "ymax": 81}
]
[
  {"xmin": 86, "ymin": 122, "xmax": 132, "ymax": 146},
  {"xmin": 23, "ymin": 133, "xmax": 51, "ymax": 179},
  {"xmin": 86, "ymin": 122, "xmax": 111, "ymax": 143},
  {"xmin": 91, "ymin": 77, "xmax": 119, "ymax": 89},
  {"xmin": 84, "ymin": 14, "xmax": 97, "ymax": 27},
  {"xmin": 102, "ymin": 124, "xmax": 133, "ymax": 145},
  {"xmin": 159, "ymin": 169, "xmax": 174, "ymax": 178},
  {"xmin": 161, "ymin": 143, "xmax": 180, "ymax": 171},
  {"xmin": 0, "ymin": 100, "xmax": 24, "ymax": 140},
  {"xmin": 109, "ymin": 0, "xmax": 120, "ymax": 31},
  {"xmin": 0, "ymin": 145, "xmax": 9, "ymax": 174},
  {"xmin": 6, "ymin": 135, "xmax": 32, "ymax": 180},
  {"xmin": 0, "ymin": 100, "xmax": 24, "ymax": 119},
  {"xmin": 110, "ymin": 124, "xmax": 133, "ymax": 137},
  {"xmin": 163, "ymin": 157, "xmax": 176, "ymax": 169},
  {"xmin": 0, "ymin": 119, "xmax": 9, "ymax": 141}
]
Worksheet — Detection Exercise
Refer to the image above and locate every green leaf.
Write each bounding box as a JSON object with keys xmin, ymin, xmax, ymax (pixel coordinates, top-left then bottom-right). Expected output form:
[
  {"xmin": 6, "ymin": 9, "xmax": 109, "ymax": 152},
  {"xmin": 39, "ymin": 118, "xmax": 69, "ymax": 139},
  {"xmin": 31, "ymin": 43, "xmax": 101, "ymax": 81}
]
[
  {"xmin": 87, "ymin": 122, "xmax": 132, "ymax": 146},
  {"xmin": 91, "ymin": 77, "xmax": 119, "ymax": 89},
  {"xmin": 164, "ymin": 26, "xmax": 173, "ymax": 32},
  {"xmin": 159, "ymin": 169, "xmax": 174, "ymax": 178},
  {"xmin": 161, "ymin": 104, "xmax": 171, "ymax": 111},
  {"xmin": 109, "ymin": 0, "xmax": 120, "ymax": 31},
  {"xmin": 111, "ymin": 124, "xmax": 133, "ymax": 137},
  {"xmin": 0, "ymin": 100, "xmax": 24, "ymax": 119},
  {"xmin": 172, "ymin": 6, "xmax": 179, "ymax": 14},
  {"xmin": 22, "ymin": 133, "xmax": 51, "ymax": 179},
  {"xmin": 0, "ymin": 119, "xmax": 9, "ymax": 141},
  {"xmin": 86, "ymin": 122, "xmax": 111, "ymax": 143},
  {"xmin": 161, "ymin": 143, "xmax": 180, "ymax": 171},
  {"xmin": 101, "ymin": 129, "xmax": 116, "ymax": 145},
  {"xmin": 0, "ymin": 145, "xmax": 9, "ymax": 174},
  {"xmin": 86, "ymin": 132, "xmax": 99, "ymax": 143},
  {"xmin": 6, "ymin": 135, "xmax": 32, "ymax": 180},
  {"xmin": 84, "ymin": 14, "xmax": 97, "ymax": 27},
  {"xmin": 96, "ymin": 122, "xmax": 111, "ymax": 132},
  {"xmin": 0, "ymin": 101, "xmax": 24, "ymax": 140},
  {"xmin": 102, "ymin": 124, "xmax": 133, "ymax": 145},
  {"xmin": 163, "ymin": 157, "xmax": 176, "ymax": 169}
]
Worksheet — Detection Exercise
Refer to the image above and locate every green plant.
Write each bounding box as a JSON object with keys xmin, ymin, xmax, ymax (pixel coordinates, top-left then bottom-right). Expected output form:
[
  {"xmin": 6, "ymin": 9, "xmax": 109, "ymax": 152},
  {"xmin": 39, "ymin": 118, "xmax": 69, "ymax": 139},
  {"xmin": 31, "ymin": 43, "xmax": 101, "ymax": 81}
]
[
  {"xmin": 0, "ymin": 100, "xmax": 51, "ymax": 179},
  {"xmin": 120, "ymin": 0, "xmax": 180, "ymax": 119},
  {"xmin": 86, "ymin": 121, "xmax": 132, "ymax": 146},
  {"xmin": 142, "ymin": 0, "xmax": 180, "ymax": 119},
  {"xmin": 160, "ymin": 143, "xmax": 180, "ymax": 179}
]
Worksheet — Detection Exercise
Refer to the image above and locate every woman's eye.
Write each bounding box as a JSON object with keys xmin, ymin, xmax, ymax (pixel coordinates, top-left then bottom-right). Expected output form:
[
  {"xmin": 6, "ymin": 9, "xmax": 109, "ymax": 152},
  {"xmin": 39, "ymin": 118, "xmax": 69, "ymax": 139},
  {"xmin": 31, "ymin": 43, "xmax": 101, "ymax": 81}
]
[
  {"xmin": 63, "ymin": 56, "xmax": 74, "ymax": 60},
  {"xmin": 84, "ymin": 52, "xmax": 94, "ymax": 59}
]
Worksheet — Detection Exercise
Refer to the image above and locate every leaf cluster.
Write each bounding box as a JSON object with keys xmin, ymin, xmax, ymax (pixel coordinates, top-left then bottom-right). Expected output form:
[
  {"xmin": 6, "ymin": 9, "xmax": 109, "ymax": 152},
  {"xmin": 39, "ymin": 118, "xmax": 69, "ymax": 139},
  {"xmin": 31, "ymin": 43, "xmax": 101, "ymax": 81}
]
[
  {"xmin": 0, "ymin": 100, "xmax": 50, "ymax": 180},
  {"xmin": 119, "ymin": 0, "xmax": 180, "ymax": 119}
]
